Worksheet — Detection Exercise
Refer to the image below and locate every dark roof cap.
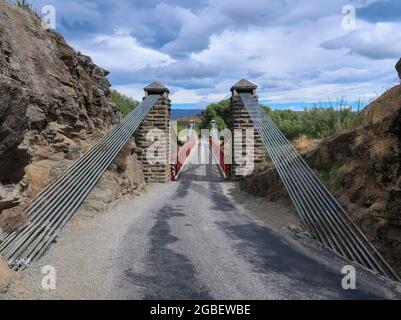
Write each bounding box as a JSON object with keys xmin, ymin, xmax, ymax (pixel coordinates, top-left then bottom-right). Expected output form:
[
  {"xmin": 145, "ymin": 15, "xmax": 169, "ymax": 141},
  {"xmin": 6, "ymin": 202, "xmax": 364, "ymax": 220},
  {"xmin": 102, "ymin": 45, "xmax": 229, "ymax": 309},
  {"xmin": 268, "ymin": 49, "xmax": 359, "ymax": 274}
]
[
  {"xmin": 230, "ymin": 79, "xmax": 257, "ymax": 93},
  {"xmin": 144, "ymin": 81, "xmax": 170, "ymax": 94}
]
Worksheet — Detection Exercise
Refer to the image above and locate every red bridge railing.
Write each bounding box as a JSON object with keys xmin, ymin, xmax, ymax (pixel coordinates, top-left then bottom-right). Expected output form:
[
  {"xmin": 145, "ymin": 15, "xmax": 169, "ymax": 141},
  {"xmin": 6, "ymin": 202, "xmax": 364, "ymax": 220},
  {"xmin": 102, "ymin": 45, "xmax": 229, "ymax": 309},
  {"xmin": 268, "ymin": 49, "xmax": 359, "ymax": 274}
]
[
  {"xmin": 209, "ymin": 137, "xmax": 230, "ymax": 178},
  {"xmin": 170, "ymin": 138, "xmax": 197, "ymax": 181}
]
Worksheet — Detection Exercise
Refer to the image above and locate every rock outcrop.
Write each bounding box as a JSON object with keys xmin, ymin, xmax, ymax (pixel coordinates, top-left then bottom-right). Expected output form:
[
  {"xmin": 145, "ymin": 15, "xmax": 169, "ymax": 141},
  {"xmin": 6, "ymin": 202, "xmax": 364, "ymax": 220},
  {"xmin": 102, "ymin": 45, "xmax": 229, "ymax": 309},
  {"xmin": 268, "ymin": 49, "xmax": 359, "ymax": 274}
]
[
  {"xmin": 241, "ymin": 62, "xmax": 401, "ymax": 272},
  {"xmin": 0, "ymin": 256, "xmax": 14, "ymax": 293},
  {"xmin": 0, "ymin": 255, "xmax": 34, "ymax": 299},
  {"xmin": 396, "ymin": 58, "xmax": 401, "ymax": 80},
  {"xmin": 0, "ymin": 2, "xmax": 145, "ymax": 235}
]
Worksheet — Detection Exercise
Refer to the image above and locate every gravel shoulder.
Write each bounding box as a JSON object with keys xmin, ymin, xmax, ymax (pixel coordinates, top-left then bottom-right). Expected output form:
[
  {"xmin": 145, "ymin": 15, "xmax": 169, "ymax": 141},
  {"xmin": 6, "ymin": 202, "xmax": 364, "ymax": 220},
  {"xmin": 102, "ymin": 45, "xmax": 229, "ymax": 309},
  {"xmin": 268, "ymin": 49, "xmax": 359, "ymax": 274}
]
[{"xmin": 18, "ymin": 184, "xmax": 173, "ymax": 300}]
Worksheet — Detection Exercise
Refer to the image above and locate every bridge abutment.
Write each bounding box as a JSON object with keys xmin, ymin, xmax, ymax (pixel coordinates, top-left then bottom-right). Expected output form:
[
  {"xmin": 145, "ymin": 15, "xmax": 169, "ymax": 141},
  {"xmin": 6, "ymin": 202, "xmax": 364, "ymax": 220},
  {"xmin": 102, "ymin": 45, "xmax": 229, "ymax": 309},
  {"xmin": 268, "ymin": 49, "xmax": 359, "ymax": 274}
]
[
  {"xmin": 136, "ymin": 82, "xmax": 171, "ymax": 183},
  {"xmin": 230, "ymin": 79, "xmax": 265, "ymax": 180}
]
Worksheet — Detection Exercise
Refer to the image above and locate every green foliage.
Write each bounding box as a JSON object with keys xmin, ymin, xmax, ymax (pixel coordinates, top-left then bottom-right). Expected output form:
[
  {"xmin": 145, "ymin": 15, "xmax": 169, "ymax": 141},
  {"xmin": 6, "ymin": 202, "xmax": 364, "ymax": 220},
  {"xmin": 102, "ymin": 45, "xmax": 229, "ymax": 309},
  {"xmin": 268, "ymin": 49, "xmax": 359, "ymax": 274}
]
[
  {"xmin": 200, "ymin": 99, "xmax": 357, "ymax": 140},
  {"xmin": 176, "ymin": 121, "xmax": 200, "ymax": 136},
  {"xmin": 200, "ymin": 99, "xmax": 230, "ymax": 130},
  {"xmin": 176, "ymin": 121, "xmax": 188, "ymax": 135},
  {"xmin": 319, "ymin": 166, "xmax": 344, "ymax": 190},
  {"xmin": 111, "ymin": 90, "xmax": 139, "ymax": 116},
  {"xmin": 262, "ymin": 105, "xmax": 356, "ymax": 140},
  {"xmin": 15, "ymin": 0, "xmax": 32, "ymax": 10}
]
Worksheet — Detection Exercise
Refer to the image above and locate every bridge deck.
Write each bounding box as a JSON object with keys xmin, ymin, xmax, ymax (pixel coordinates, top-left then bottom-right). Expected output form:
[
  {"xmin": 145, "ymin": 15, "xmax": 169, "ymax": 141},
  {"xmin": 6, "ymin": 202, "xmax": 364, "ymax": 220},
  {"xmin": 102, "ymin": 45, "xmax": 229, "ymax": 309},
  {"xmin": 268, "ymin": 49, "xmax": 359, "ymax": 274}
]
[{"xmin": 177, "ymin": 140, "xmax": 225, "ymax": 182}]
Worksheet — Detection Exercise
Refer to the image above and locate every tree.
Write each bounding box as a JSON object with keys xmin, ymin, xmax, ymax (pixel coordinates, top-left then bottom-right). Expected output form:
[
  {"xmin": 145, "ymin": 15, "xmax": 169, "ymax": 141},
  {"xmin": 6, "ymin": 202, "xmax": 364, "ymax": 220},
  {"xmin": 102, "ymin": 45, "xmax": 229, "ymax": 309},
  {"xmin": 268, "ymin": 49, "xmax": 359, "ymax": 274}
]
[
  {"xmin": 200, "ymin": 99, "xmax": 230, "ymax": 130},
  {"xmin": 111, "ymin": 90, "xmax": 140, "ymax": 116}
]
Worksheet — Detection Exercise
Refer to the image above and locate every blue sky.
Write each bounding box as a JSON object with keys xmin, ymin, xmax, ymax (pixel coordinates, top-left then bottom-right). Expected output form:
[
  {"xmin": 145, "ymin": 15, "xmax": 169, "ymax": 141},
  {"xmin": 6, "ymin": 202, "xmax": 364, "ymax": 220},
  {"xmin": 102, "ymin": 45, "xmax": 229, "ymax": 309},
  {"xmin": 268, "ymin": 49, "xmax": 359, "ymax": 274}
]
[{"xmin": 28, "ymin": 0, "xmax": 401, "ymax": 109}]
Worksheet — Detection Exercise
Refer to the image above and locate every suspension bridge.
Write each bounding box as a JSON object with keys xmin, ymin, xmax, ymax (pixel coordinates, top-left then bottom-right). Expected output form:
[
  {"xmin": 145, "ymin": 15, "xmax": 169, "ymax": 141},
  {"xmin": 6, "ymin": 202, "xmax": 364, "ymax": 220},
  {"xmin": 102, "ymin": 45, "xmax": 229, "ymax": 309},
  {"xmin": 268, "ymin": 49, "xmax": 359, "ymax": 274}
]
[{"xmin": 0, "ymin": 79, "xmax": 399, "ymax": 298}]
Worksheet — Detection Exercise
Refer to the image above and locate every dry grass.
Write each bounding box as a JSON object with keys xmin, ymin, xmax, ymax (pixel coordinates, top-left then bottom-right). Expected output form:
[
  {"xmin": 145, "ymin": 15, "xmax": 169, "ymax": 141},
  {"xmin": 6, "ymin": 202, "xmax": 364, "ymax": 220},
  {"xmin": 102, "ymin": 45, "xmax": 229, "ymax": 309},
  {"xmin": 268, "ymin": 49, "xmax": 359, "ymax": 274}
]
[
  {"xmin": 370, "ymin": 137, "xmax": 395, "ymax": 159},
  {"xmin": 255, "ymin": 136, "xmax": 321, "ymax": 172},
  {"xmin": 355, "ymin": 131, "xmax": 380, "ymax": 150},
  {"xmin": 341, "ymin": 160, "xmax": 361, "ymax": 174},
  {"xmin": 357, "ymin": 85, "xmax": 401, "ymax": 127},
  {"xmin": 292, "ymin": 135, "xmax": 321, "ymax": 154},
  {"xmin": 355, "ymin": 132, "xmax": 370, "ymax": 147}
]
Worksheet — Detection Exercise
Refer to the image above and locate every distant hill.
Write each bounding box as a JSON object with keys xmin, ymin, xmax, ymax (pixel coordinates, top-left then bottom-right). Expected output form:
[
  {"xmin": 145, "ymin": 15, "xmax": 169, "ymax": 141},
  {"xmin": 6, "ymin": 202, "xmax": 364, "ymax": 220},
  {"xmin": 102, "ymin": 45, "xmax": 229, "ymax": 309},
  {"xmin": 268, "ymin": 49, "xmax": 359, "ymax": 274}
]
[{"xmin": 171, "ymin": 109, "xmax": 204, "ymax": 120}]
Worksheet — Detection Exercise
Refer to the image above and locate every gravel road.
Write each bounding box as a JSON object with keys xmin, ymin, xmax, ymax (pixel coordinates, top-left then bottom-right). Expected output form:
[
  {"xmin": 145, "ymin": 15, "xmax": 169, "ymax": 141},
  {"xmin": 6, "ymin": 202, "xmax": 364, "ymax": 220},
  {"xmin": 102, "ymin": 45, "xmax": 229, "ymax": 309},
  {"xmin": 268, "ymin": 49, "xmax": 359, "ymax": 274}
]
[{"xmin": 20, "ymin": 143, "xmax": 400, "ymax": 300}]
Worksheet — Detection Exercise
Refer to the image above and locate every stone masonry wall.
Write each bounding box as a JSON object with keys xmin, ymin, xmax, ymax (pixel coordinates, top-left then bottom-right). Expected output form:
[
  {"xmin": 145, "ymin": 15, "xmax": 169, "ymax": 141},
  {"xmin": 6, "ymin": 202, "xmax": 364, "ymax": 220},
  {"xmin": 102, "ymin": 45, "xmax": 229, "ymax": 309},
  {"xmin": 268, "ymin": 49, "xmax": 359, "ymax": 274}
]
[
  {"xmin": 230, "ymin": 95, "xmax": 265, "ymax": 180},
  {"xmin": 135, "ymin": 96, "xmax": 171, "ymax": 183}
]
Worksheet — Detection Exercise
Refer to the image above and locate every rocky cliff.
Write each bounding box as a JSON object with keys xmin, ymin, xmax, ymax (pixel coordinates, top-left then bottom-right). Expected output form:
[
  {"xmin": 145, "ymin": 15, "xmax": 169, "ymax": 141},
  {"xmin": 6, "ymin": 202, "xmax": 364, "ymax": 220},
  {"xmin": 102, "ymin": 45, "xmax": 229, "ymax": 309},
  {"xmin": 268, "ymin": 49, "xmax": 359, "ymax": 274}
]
[
  {"xmin": 396, "ymin": 58, "xmax": 401, "ymax": 80},
  {"xmin": 241, "ymin": 60, "xmax": 401, "ymax": 273},
  {"xmin": 0, "ymin": 2, "xmax": 145, "ymax": 237}
]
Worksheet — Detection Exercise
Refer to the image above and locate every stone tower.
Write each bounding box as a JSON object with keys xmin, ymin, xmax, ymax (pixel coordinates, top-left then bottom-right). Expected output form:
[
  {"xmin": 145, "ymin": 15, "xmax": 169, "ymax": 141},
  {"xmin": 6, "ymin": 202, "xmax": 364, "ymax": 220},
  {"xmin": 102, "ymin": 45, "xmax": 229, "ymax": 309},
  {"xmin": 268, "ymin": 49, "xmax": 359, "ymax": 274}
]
[
  {"xmin": 230, "ymin": 79, "xmax": 265, "ymax": 180},
  {"xmin": 135, "ymin": 81, "xmax": 171, "ymax": 183}
]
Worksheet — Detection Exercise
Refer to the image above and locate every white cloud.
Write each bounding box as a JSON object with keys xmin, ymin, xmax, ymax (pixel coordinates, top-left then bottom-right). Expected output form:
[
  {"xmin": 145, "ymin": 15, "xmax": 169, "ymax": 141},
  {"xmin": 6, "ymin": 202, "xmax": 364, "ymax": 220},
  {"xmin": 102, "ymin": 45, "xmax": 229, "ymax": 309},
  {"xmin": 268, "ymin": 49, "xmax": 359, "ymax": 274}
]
[
  {"xmin": 73, "ymin": 31, "xmax": 175, "ymax": 73},
  {"xmin": 320, "ymin": 22, "xmax": 401, "ymax": 60},
  {"xmin": 111, "ymin": 84, "xmax": 146, "ymax": 100},
  {"xmin": 156, "ymin": 2, "xmax": 229, "ymax": 55},
  {"xmin": 190, "ymin": 15, "xmax": 399, "ymax": 103},
  {"xmin": 170, "ymin": 88, "xmax": 203, "ymax": 104},
  {"xmin": 58, "ymin": 0, "xmax": 401, "ymax": 105}
]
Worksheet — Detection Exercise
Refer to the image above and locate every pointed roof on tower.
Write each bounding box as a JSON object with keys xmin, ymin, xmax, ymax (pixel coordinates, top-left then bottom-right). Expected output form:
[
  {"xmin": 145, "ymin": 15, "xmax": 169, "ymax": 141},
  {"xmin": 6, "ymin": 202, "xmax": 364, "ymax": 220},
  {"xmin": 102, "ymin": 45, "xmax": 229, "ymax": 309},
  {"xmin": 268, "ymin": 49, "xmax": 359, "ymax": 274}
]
[
  {"xmin": 230, "ymin": 79, "xmax": 257, "ymax": 93},
  {"xmin": 144, "ymin": 81, "xmax": 170, "ymax": 95}
]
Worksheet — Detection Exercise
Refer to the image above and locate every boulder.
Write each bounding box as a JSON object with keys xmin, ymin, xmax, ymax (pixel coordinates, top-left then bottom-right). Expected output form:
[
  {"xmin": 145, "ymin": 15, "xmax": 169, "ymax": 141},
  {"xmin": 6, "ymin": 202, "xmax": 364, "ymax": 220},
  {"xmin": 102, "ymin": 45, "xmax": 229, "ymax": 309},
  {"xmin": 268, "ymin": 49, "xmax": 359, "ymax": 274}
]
[
  {"xmin": 0, "ymin": 206, "xmax": 27, "ymax": 234},
  {"xmin": 83, "ymin": 171, "xmax": 122, "ymax": 213},
  {"xmin": 24, "ymin": 160, "xmax": 56, "ymax": 199},
  {"xmin": 0, "ymin": 184, "xmax": 22, "ymax": 212},
  {"xmin": 82, "ymin": 139, "xmax": 146, "ymax": 213},
  {"xmin": 112, "ymin": 139, "xmax": 146, "ymax": 192}
]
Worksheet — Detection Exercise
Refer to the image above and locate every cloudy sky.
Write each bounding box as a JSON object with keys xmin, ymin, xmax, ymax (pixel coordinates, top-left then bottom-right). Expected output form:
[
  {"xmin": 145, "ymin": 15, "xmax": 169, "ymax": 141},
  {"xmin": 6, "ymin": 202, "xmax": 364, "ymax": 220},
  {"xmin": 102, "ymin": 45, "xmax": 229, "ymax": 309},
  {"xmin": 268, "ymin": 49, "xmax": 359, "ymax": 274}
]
[{"xmin": 30, "ymin": 0, "xmax": 401, "ymax": 109}]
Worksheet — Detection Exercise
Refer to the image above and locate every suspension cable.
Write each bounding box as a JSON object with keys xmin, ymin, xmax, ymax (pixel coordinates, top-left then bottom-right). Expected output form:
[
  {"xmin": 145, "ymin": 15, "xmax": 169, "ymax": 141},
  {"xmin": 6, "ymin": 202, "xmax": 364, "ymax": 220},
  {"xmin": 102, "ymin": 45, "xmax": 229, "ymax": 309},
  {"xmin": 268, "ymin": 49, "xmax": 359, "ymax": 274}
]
[
  {"xmin": 239, "ymin": 92, "xmax": 400, "ymax": 281},
  {"xmin": 0, "ymin": 95, "xmax": 160, "ymax": 270}
]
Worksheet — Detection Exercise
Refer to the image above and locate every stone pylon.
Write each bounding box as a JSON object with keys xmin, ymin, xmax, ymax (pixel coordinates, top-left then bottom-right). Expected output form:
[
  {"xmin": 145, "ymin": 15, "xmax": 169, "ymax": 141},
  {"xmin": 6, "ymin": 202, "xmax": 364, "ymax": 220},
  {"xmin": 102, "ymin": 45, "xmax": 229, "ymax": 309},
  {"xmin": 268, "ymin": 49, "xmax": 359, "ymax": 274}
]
[
  {"xmin": 229, "ymin": 79, "xmax": 265, "ymax": 180},
  {"xmin": 135, "ymin": 81, "xmax": 171, "ymax": 183}
]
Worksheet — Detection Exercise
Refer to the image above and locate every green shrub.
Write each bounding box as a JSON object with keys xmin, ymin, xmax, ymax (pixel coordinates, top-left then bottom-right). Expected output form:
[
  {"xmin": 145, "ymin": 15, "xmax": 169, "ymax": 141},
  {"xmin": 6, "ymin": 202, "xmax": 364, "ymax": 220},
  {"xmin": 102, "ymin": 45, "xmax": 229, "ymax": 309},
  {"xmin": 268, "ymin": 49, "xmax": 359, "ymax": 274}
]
[
  {"xmin": 111, "ymin": 90, "xmax": 139, "ymax": 116},
  {"xmin": 200, "ymin": 100, "xmax": 230, "ymax": 130},
  {"xmin": 263, "ymin": 105, "xmax": 356, "ymax": 140},
  {"xmin": 176, "ymin": 121, "xmax": 201, "ymax": 137},
  {"xmin": 15, "ymin": 0, "xmax": 32, "ymax": 10},
  {"xmin": 201, "ymin": 100, "xmax": 357, "ymax": 140},
  {"xmin": 319, "ymin": 166, "xmax": 344, "ymax": 190}
]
